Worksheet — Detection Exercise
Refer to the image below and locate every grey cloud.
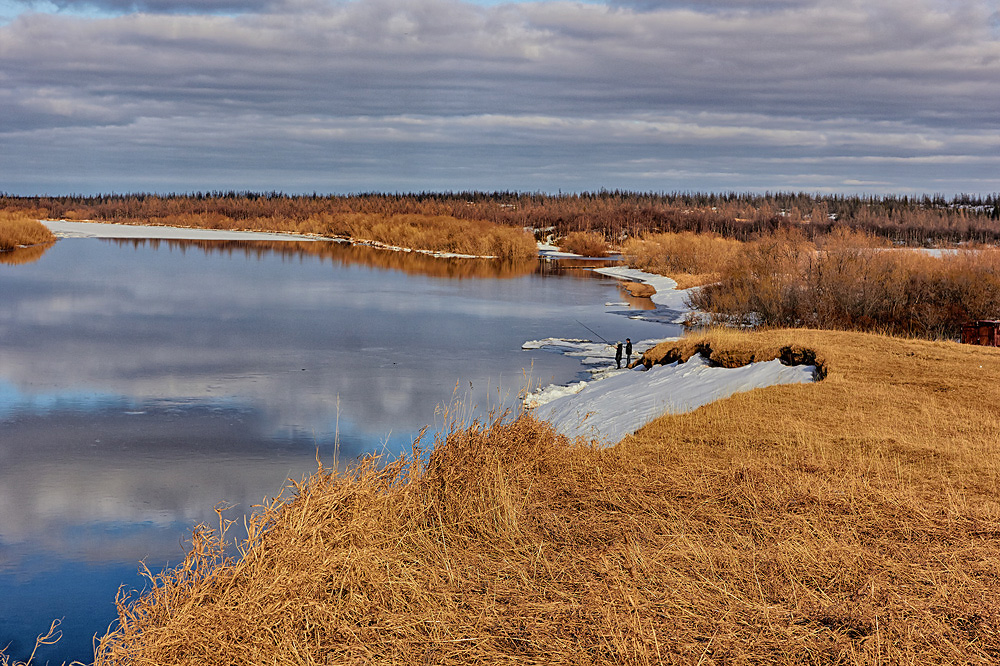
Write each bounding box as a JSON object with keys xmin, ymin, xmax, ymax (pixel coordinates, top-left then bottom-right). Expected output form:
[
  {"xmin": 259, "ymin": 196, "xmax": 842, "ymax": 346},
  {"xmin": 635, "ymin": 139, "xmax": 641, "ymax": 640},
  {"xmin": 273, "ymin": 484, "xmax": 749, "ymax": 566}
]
[
  {"xmin": 9, "ymin": 0, "xmax": 276, "ymax": 15},
  {"xmin": 1, "ymin": 0, "xmax": 998, "ymax": 194}
]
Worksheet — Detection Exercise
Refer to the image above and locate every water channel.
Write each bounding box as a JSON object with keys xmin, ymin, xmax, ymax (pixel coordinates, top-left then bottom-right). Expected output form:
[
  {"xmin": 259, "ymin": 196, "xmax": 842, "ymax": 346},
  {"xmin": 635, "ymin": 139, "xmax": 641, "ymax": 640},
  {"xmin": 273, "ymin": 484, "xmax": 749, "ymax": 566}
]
[{"xmin": 0, "ymin": 236, "xmax": 680, "ymax": 663}]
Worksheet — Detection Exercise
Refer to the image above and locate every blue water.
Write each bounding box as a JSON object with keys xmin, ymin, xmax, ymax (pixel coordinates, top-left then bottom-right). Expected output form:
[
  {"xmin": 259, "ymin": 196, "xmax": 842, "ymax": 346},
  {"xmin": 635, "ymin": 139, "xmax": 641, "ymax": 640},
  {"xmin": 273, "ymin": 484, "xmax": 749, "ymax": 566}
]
[{"xmin": 0, "ymin": 238, "xmax": 678, "ymax": 663}]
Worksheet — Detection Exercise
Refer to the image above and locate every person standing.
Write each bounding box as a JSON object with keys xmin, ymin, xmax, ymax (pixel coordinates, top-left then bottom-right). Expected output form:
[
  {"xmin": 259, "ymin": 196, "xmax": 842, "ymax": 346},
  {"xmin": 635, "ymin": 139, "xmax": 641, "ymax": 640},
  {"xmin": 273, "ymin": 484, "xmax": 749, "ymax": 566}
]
[
  {"xmin": 615, "ymin": 342, "xmax": 623, "ymax": 369},
  {"xmin": 625, "ymin": 338, "xmax": 632, "ymax": 366}
]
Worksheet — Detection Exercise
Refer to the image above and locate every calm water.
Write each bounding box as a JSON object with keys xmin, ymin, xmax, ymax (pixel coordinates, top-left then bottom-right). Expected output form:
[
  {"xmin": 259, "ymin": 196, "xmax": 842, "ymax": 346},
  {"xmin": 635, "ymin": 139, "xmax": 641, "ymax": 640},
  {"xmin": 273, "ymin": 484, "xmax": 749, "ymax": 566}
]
[{"xmin": 0, "ymin": 238, "xmax": 678, "ymax": 663}]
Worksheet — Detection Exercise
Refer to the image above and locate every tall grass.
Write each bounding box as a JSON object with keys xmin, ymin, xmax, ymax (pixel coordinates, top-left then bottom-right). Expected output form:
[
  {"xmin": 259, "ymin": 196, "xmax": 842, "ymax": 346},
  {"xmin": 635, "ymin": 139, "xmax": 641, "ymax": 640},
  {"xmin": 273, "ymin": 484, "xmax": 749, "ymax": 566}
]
[
  {"xmin": 85, "ymin": 328, "xmax": 1000, "ymax": 664},
  {"xmin": 0, "ymin": 211, "xmax": 55, "ymax": 251},
  {"xmin": 620, "ymin": 231, "xmax": 743, "ymax": 289},
  {"xmin": 559, "ymin": 230, "xmax": 609, "ymax": 257},
  {"xmin": 691, "ymin": 230, "xmax": 1000, "ymax": 338}
]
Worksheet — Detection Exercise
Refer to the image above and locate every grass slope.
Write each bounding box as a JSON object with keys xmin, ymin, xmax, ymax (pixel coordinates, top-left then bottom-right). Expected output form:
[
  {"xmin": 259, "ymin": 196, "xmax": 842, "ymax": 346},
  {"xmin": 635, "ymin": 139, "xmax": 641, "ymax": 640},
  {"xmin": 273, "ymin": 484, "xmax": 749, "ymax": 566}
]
[{"xmin": 73, "ymin": 329, "xmax": 1000, "ymax": 663}]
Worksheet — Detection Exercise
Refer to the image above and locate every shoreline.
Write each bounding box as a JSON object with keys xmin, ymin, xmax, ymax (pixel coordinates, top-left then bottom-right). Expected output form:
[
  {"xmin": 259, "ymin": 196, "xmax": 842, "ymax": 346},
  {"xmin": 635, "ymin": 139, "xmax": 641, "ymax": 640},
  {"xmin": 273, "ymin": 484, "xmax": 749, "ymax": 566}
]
[
  {"xmin": 522, "ymin": 266, "xmax": 816, "ymax": 446},
  {"xmin": 39, "ymin": 219, "xmax": 510, "ymax": 260}
]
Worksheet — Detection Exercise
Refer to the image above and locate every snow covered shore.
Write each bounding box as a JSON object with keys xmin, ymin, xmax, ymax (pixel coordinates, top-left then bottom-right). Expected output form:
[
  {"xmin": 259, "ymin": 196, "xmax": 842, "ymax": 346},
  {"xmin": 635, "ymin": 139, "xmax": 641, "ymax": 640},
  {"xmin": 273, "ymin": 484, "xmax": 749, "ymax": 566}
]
[
  {"xmin": 533, "ymin": 355, "xmax": 815, "ymax": 445},
  {"xmin": 594, "ymin": 265, "xmax": 697, "ymax": 321},
  {"xmin": 525, "ymin": 266, "xmax": 817, "ymax": 446},
  {"xmin": 42, "ymin": 219, "xmax": 319, "ymax": 242},
  {"xmin": 40, "ymin": 220, "xmax": 496, "ymax": 259}
]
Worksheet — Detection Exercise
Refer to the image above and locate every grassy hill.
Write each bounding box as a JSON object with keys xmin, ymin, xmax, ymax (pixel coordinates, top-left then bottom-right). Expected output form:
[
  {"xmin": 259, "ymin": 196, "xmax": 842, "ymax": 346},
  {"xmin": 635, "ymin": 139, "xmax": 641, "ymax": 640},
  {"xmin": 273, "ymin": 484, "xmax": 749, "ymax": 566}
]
[{"xmin": 86, "ymin": 328, "xmax": 1000, "ymax": 665}]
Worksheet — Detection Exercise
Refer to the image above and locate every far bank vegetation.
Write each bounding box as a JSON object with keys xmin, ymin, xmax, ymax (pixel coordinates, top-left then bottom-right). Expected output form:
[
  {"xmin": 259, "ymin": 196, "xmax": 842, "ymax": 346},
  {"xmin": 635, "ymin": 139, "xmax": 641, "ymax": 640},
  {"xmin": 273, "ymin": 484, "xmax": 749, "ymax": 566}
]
[{"xmin": 5, "ymin": 190, "xmax": 999, "ymax": 246}]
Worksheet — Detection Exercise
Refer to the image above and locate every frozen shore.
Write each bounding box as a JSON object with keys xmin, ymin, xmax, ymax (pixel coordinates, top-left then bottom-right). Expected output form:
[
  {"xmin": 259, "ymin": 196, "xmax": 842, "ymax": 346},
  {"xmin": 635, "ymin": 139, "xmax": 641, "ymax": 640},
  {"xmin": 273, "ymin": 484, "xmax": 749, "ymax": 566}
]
[
  {"xmin": 525, "ymin": 266, "xmax": 817, "ymax": 446},
  {"xmin": 40, "ymin": 220, "xmax": 495, "ymax": 259},
  {"xmin": 42, "ymin": 219, "xmax": 320, "ymax": 242}
]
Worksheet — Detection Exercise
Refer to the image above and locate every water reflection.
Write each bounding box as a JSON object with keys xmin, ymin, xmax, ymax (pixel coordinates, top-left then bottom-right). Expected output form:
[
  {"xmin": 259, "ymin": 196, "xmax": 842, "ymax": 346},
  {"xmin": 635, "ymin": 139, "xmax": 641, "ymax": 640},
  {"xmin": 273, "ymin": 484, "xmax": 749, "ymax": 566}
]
[
  {"xmin": 0, "ymin": 242, "xmax": 54, "ymax": 265},
  {"xmin": 106, "ymin": 237, "xmax": 538, "ymax": 280},
  {"xmin": 0, "ymin": 237, "xmax": 676, "ymax": 663}
]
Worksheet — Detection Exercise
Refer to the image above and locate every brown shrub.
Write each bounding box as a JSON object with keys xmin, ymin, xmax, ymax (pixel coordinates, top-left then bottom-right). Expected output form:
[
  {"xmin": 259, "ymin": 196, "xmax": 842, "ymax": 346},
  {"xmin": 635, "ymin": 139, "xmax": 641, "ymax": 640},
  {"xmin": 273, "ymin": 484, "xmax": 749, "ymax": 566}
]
[
  {"xmin": 620, "ymin": 231, "xmax": 742, "ymax": 283},
  {"xmin": 559, "ymin": 231, "xmax": 608, "ymax": 257},
  {"xmin": 689, "ymin": 230, "xmax": 1000, "ymax": 338}
]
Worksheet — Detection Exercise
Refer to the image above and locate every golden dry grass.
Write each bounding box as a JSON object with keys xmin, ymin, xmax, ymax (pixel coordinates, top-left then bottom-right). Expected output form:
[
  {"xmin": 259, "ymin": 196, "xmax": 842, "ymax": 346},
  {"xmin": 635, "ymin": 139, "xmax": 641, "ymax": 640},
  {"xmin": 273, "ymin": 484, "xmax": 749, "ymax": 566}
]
[
  {"xmin": 84, "ymin": 328, "xmax": 1000, "ymax": 665},
  {"xmin": 0, "ymin": 211, "xmax": 55, "ymax": 252},
  {"xmin": 560, "ymin": 231, "xmax": 609, "ymax": 257},
  {"xmin": 691, "ymin": 231, "xmax": 1000, "ymax": 337},
  {"xmin": 620, "ymin": 231, "xmax": 743, "ymax": 287}
]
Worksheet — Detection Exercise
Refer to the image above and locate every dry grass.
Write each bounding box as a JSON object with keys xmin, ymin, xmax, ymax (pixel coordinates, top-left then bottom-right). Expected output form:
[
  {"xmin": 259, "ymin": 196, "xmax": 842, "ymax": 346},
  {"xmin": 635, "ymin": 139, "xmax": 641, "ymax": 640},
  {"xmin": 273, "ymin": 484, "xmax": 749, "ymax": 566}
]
[
  {"xmin": 88, "ymin": 328, "xmax": 1000, "ymax": 665},
  {"xmin": 691, "ymin": 229, "xmax": 1000, "ymax": 338},
  {"xmin": 620, "ymin": 231, "xmax": 743, "ymax": 288},
  {"xmin": 0, "ymin": 211, "xmax": 55, "ymax": 251},
  {"xmin": 560, "ymin": 231, "xmax": 609, "ymax": 257}
]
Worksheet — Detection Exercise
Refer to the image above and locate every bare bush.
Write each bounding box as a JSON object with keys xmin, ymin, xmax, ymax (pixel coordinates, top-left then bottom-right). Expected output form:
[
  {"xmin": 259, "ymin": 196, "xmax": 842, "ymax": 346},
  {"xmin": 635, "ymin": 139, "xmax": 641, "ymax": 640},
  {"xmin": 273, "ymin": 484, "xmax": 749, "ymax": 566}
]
[{"xmin": 559, "ymin": 230, "xmax": 608, "ymax": 257}]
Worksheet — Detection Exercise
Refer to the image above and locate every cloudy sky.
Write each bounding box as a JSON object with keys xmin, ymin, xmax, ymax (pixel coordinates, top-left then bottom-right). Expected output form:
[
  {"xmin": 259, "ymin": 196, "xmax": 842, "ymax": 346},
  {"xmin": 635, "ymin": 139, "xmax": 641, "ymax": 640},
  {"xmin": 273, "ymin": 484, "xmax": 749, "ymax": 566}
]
[{"xmin": 1, "ymin": 0, "xmax": 998, "ymax": 195}]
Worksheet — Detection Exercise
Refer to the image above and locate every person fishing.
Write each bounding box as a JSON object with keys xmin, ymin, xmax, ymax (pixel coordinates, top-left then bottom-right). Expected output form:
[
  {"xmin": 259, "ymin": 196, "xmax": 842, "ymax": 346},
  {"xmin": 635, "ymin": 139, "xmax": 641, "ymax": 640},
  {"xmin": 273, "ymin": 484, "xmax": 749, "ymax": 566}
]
[{"xmin": 615, "ymin": 341, "xmax": 623, "ymax": 369}]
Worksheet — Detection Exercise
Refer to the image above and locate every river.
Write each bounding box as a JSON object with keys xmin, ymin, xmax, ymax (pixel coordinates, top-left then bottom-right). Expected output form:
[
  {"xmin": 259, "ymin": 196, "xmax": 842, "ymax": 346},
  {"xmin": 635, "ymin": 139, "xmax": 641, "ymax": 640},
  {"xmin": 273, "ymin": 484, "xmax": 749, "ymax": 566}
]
[{"xmin": 0, "ymin": 235, "xmax": 680, "ymax": 663}]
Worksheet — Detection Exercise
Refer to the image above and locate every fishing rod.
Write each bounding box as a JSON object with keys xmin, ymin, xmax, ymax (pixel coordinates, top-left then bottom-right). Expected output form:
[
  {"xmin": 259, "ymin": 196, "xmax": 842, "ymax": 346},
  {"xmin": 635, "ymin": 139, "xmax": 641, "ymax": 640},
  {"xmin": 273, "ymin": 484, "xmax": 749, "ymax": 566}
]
[{"xmin": 575, "ymin": 319, "xmax": 612, "ymax": 345}]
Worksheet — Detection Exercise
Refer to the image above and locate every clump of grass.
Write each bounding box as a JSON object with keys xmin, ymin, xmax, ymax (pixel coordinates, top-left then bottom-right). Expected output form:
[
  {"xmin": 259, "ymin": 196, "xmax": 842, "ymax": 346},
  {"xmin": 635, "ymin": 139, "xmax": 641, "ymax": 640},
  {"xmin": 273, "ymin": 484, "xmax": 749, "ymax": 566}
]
[
  {"xmin": 559, "ymin": 230, "xmax": 609, "ymax": 257},
  {"xmin": 620, "ymin": 230, "xmax": 743, "ymax": 287},
  {"xmin": 691, "ymin": 228, "xmax": 1000, "ymax": 338},
  {"xmin": 0, "ymin": 211, "xmax": 55, "ymax": 251},
  {"xmin": 93, "ymin": 328, "xmax": 1000, "ymax": 664}
]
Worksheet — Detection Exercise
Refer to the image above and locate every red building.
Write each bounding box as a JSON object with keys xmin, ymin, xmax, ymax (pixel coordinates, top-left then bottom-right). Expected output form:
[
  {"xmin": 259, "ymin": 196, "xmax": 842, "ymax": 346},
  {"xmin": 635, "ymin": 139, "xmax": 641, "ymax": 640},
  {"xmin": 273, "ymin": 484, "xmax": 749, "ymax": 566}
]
[{"xmin": 962, "ymin": 320, "xmax": 1000, "ymax": 346}]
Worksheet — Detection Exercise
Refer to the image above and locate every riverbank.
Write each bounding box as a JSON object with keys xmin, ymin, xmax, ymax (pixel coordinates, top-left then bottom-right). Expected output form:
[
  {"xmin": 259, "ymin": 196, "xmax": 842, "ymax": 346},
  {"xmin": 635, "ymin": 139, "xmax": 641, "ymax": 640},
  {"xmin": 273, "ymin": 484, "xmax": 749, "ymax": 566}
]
[
  {"xmin": 38, "ymin": 212, "xmax": 537, "ymax": 260},
  {"xmin": 0, "ymin": 212, "xmax": 55, "ymax": 251},
  {"xmin": 87, "ymin": 327, "xmax": 1000, "ymax": 664}
]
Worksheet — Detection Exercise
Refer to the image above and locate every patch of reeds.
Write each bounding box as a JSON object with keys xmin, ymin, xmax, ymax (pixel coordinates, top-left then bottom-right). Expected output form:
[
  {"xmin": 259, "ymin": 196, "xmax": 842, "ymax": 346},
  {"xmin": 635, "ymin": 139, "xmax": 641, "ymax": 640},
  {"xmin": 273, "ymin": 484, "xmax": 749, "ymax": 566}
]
[
  {"xmin": 619, "ymin": 231, "xmax": 743, "ymax": 288},
  {"xmin": 88, "ymin": 328, "xmax": 1000, "ymax": 664},
  {"xmin": 559, "ymin": 230, "xmax": 609, "ymax": 257},
  {"xmin": 690, "ymin": 228, "xmax": 1000, "ymax": 338},
  {"xmin": 0, "ymin": 211, "xmax": 55, "ymax": 252}
]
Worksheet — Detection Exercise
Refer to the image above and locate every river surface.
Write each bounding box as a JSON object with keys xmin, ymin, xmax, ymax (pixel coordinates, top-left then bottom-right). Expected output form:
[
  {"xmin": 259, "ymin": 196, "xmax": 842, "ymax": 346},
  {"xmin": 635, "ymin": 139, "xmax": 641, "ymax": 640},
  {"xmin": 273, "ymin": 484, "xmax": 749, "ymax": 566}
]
[{"xmin": 0, "ymin": 237, "xmax": 679, "ymax": 663}]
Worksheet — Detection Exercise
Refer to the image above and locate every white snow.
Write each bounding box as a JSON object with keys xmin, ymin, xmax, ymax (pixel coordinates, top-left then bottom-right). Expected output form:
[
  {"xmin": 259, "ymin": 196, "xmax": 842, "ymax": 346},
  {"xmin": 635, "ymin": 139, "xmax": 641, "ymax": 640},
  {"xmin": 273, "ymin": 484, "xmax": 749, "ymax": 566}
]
[
  {"xmin": 532, "ymin": 354, "xmax": 816, "ymax": 446},
  {"xmin": 537, "ymin": 241, "xmax": 580, "ymax": 258},
  {"xmin": 522, "ymin": 337, "xmax": 670, "ymax": 408},
  {"xmin": 42, "ymin": 220, "xmax": 508, "ymax": 258},
  {"xmin": 594, "ymin": 266, "xmax": 697, "ymax": 318},
  {"xmin": 525, "ymin": 265, "xmax": 817, "ymax": 446},
  {"xmin": 42, "ymin": 219, "xmax": 320, "ymax": 242}
]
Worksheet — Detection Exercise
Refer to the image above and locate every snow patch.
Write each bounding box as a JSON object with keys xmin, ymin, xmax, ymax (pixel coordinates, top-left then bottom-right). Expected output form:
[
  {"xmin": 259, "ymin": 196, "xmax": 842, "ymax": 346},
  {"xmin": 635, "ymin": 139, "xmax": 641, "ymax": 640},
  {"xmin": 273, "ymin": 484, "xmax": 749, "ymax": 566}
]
[
  {"xmin": 594, "ymin": 266, "xmax": 697, "ymax": 320},
  {"xmin": 532, "ymin": 355, "xmax": 816, "ymax": 446},
  {"xmin": 43, "ymin": 220, "xmax": 319, "ymax": 242}
]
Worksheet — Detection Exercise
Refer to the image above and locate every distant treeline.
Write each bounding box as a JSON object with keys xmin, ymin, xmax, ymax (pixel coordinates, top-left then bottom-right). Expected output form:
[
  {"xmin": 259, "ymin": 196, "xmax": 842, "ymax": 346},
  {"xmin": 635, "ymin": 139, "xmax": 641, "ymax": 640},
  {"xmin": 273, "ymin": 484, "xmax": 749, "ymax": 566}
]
[{"xmin": 4, "ymin": 191, "xmax": 1000, "ymax": 246}]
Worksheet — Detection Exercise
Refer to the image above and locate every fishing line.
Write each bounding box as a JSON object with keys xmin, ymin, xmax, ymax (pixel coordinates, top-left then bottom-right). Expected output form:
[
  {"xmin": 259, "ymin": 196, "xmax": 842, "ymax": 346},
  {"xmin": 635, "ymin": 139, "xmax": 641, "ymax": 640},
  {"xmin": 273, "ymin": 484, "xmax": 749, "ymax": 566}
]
[{"xmin": 575, "ymin": 319, "xmax": 612, "ymax": 345}]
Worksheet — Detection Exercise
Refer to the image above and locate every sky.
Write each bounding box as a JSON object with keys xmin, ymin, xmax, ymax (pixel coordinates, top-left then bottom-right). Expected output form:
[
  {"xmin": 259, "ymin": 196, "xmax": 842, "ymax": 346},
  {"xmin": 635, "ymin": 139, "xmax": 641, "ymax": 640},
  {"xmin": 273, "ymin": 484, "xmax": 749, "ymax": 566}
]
[{"xmin": 1, "ymin": 0, "xmax": 998, "ymax": 196}]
